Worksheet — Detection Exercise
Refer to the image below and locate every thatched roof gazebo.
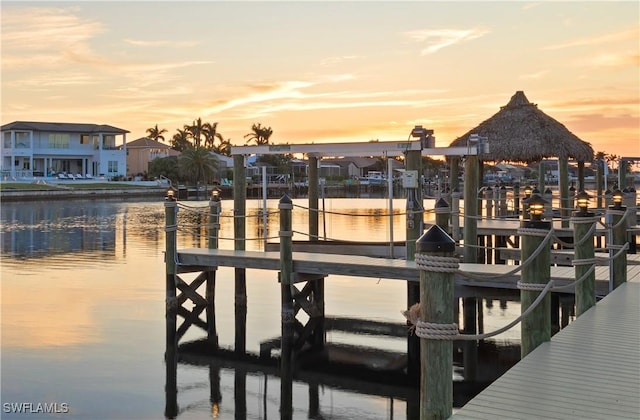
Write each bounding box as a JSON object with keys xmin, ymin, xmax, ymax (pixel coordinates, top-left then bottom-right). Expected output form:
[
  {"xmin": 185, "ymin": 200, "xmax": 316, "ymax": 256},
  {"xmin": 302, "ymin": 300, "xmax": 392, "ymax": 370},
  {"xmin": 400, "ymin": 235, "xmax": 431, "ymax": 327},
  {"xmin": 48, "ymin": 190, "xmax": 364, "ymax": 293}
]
[
  {"xmin": 449, "ymin": 90, "xmax": 594, "ymax": 163},
  {"xmin": 448, "ymin": 91, "xmax": 596, "ymax": 234}
]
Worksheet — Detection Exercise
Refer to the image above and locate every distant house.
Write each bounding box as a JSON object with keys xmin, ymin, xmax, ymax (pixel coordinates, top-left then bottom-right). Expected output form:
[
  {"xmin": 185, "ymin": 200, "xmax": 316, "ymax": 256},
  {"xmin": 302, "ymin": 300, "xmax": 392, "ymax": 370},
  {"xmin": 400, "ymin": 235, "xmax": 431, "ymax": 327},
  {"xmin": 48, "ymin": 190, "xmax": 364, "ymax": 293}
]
[
  {"xmin": 0, "ymin": 121, "xmax": 128, "ymax": 179},
  {"xmin": 125, "ymin": 137, "xmax": 180, "ymax": 177}
]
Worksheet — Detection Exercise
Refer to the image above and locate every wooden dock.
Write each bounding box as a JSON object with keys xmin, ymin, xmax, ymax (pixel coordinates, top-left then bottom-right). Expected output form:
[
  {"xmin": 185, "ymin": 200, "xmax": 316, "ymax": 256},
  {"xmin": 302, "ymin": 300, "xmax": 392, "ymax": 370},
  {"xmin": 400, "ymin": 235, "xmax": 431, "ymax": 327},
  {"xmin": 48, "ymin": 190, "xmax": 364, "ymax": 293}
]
[
  {"xmin": 451, "ymin": 276, "xmax": 640, "ymax": 419},
  {"xmin": 177, "ymin": 248, "xmax": 640, "ymax": 297}
]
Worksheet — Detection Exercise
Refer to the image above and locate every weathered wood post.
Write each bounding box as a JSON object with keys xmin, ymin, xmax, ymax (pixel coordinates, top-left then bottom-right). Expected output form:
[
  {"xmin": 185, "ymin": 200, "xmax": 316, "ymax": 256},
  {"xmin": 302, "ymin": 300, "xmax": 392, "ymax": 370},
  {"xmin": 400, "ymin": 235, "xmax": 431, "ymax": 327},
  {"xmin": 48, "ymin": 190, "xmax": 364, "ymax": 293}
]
[
  {"xmin": 308, "ymin": 155, "xmax": 319, "ymax": 241},
  {"xmin": 415, "ymin": 225, "xmax": 457, "ymax": 420},
  {"xmin": 233, "ymin": 155, "xmax": 247, "ymax": 354},
  {"xmin": 451, "ymin": 188, "xmax": 461, "ymax": 241},
  {"xmin": 435, "ymin": 197, "xmax": 450, "ymax": 233},
  {"xmin": 164, "ymin": 190, "xmax": 179, "ymax": 419},
  {"xmin": 559, "ymin": 155, "xmax": 570, "ymax": 228},
  {"xmin": 485, "ymin": 186, "xmax": 493, "ymax": 219},
  {"xmin": 538, "ymin": 161, "xmax": 545, "ymax": 192},
  {"xmin": 577, "ymin": 161, "xmax": 585, "ymax": 191},
  {"xmin": 543, "ymin": 187, "xmax": 553, "ymax": 221},
  {"xmin": 513, "ymin": 183, "xmax": 520, "ymax": 217},
  {"xmin": 462, "ymin": 154, "xmax": 479, "ymax": 380},
  {"xmin": 519, "ymin": 193, "xmax": 552, "ymax": 358},
  {"xmin": 405, "ymin": 149, "xmax": 422, "ymax": 380},
  {"xmin": 596, "ymin": 160, "xmax": 604, "ymax": 210},
  {"xmin": 279, "ymin": 194, "xmax": 294, "ymax": 420},
  {"xmin": 572, "ymin": 191, "xmax": 596, "ymax": 316},
  {"xmin": 498, "ymin": 185, "xmax": 507, "ymax": 217},
  {"xmin": 464, "ymin": 155, "xmax": 479, "ymax": 263},
  {"xmin": 234, "ymin": 368, "xmax": 247, "ymax": 419},
  {"xmin": 608, "ymin": 189, "xmax": 627, "ymax": 290},
  {"xmin": 207, "ymin": 189, "xmax": 221, "ymax": 347}
]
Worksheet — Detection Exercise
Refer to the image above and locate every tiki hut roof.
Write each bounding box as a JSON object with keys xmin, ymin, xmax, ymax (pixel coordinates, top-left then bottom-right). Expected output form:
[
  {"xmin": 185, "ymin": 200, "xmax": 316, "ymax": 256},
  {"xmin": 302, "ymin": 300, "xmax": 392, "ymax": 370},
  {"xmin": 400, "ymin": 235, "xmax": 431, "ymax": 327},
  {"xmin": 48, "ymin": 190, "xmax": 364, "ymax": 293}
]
[{"xmin": 448, "ymin": 91, "xmax": 594, "ymax": 163}]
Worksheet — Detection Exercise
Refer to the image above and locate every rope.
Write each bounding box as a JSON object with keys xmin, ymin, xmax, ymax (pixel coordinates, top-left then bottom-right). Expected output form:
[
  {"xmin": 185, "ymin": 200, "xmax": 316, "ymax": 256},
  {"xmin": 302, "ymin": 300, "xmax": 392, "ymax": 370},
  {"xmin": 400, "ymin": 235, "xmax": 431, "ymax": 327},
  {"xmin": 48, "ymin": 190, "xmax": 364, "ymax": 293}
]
[
  {"xmin": 414, "ymin": 279, "xmax": 555, "ymax": 341},
  {"xmin": 457, "ymin": 229, "xmax": 554, "ymax": 281},
  {"xmin": 517, "ymin": 280, "xmax": 551, "ymax": 291},
  {"xmin": 553, "ymin": 220, "xmax": 597, "ymax": 248},
  {"xmin": 552, "ymin": 264, "xmax": 596, "ymax": 292},
  {"xmin": 414, "ymin": 254, "xmax": 459, "ymax": 273},
  {"xmin": 165, "ymin": 224, "xmax": 177, "ymax": 232},
  {"xmin": 572, "ymin": 258, "xmax": 597, "ymax": 266}
]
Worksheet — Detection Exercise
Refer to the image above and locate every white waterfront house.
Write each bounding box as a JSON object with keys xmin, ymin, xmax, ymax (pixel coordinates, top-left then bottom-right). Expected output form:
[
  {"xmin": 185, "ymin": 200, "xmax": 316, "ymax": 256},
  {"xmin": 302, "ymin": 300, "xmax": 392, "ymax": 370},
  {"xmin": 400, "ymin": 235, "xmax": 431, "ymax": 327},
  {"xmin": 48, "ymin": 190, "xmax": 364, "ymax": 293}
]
[{"xmin": 1, "ymin": 121, "xmax": 128, "ymax": 180}]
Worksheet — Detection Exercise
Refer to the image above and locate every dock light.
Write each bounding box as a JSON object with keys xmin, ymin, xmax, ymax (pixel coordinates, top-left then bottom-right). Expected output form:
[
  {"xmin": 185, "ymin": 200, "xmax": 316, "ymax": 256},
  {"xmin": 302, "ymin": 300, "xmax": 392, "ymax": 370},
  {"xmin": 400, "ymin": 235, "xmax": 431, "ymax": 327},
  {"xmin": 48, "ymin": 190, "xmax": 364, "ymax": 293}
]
[
  {"xmin": 210, "ymin": 187, "xmax": 221, "ymax": 202},
  {"xmin": 527, "ymin": 194, "xmax": 546, "ymax": 221},
  {"xmin": 575, "ymin": 190, "xmax": 591, "ymax": 215},
  {"xmin": 165, "ymin": 189, "xmax": 175, "ymax": 201},
  {"xmin": 611, "ymin": 189, "xmax": 623, "ymax": 209}
]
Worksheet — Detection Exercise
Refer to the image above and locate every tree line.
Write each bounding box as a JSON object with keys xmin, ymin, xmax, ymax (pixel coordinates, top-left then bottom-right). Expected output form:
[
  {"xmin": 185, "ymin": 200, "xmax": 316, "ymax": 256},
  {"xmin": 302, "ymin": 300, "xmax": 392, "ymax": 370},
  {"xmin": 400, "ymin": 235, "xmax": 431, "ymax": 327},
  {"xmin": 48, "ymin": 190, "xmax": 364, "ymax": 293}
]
[
  {"xmin": 145, "ymin": 120, "xmax": 274, "ymax": 188},
  {"xmin": 146, "ymin": 120, "xmax": 273, "ymax": 155}
]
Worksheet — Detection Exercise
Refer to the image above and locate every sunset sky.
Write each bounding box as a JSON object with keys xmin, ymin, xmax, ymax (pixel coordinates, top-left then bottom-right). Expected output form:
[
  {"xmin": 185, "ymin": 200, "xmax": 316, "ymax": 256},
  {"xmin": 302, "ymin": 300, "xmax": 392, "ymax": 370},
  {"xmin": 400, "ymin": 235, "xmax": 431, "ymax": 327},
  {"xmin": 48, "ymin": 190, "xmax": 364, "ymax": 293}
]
[{"xmin": 2, "ymin": 1, "xmax": 639, "ymax": 158}]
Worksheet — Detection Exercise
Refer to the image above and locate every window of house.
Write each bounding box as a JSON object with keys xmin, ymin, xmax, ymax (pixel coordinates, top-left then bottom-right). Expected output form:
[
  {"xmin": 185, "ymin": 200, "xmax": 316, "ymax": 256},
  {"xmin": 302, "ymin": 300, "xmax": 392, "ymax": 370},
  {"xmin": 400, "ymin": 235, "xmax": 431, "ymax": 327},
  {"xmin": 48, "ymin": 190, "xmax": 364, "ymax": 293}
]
[
  {"xmin": 108, "ymin": 161, "xmax": 118, "ymax": 173},
  {"xmin": 103, "ymin": 135, "xmax": 116, "ymax": 150},
  {"xmin": 3, "ymin": 132, "xmax": 11, "ymax": 148},
  {"xmin": 15, "ymin": 132, "xmax": 30, "ymax": 148},
  {"xmin": 48, "ymin": 134, "xmax": 70, "ymax": 149},
  {"xmin": 81, "ymin": 134, "xmax": 90, "ymax": 144}
]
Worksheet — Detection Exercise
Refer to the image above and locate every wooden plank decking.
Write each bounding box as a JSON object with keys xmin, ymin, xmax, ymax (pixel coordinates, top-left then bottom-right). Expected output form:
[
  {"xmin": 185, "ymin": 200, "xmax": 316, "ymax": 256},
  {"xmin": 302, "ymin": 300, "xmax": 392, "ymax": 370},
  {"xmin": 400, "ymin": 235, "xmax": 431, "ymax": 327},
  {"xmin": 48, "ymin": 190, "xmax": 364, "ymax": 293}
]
[
  {"xmin": 176, "ymin": 248, "xmax": 640, "ymax": 296},
  {"xmin": 452, "ymin": 276, "xmax": 640, "ymax": 420}
]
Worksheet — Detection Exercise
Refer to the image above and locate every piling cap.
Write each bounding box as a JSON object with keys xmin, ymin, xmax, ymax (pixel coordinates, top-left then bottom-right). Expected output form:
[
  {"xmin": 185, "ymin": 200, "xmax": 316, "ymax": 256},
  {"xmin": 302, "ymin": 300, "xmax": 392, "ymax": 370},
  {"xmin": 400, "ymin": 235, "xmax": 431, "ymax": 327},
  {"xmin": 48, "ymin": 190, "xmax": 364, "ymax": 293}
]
[
  {"xmin": 435, "ymin": 197, "xmax": 450, "ymax": 208},
  {"xmin": 279, "ymin": 194, "xmax": 292, "ymax": 204},
  {"xmin": 416, "ymin": 225, "xmax": 455, "ymax": 253}
]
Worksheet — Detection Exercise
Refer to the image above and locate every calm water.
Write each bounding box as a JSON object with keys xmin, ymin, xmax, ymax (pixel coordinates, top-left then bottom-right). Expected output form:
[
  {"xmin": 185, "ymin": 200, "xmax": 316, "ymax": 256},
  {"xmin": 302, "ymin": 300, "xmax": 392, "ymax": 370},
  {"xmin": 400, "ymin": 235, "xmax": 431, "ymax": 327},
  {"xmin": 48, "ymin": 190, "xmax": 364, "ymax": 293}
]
[{"xmin": 1, "ymin": 197, "xmax": 524, "ymax": 419}]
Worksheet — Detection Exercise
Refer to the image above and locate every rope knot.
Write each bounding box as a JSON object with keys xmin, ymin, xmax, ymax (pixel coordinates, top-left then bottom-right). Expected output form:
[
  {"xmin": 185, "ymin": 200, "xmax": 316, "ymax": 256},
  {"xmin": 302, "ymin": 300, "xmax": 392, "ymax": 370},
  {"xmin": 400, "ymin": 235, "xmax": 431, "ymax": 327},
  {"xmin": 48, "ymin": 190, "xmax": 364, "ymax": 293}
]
[{"xmin": 415, "ymin": 321, "xmax": 459, "ymax": 340}]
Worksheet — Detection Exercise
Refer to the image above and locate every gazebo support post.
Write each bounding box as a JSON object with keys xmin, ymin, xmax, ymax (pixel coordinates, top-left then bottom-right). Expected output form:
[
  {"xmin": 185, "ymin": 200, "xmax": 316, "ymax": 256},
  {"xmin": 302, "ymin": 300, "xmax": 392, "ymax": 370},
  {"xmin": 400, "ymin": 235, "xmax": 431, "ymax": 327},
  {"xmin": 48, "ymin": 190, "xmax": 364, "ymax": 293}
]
[
  {"xmin": 577, "ymin": 161, "xmax": 585, "ymax": 191},
  {"xmin": 559, "ymin": 156, "xmax": 570, "ymax": 228}
]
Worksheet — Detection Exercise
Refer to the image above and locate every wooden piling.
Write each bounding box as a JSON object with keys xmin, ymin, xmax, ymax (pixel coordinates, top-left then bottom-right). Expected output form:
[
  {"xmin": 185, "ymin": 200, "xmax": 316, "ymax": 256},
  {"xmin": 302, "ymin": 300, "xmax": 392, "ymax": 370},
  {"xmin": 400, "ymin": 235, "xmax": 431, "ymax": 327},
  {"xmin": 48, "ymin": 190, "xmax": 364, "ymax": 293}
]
[
  {"xmin": 462, "ymin": 155, "xmax": 479, "ymax": 381},
  {"xmin": 279, "ymin": 195, "xmax": 294, "ymax": 420},
  {"xmin": 405, "ymin": 149, "xmax": 422, "ymax": 381},
  {"xmin": 513, "ymin": 183, "xmax": 520, "ymax": 216},
  {"xmin": 572, "ymin": 211, "xmax": 596, "ymax": 316},
  {"xmin": 207, "ymin": 194, "xmax": 220, "ymax": 347},
  {"xmin": 233, "ymin": 155, "xmax": 247, "ymax": 354},
  {"xmin": 308, "ymin": 155, "xmax": 319, "ymax": 241},
  {"xmin": 416, "ymin": 225, "xmax": 456, "ymax": 420},
  {"xmin": 520, "ymin": 214, "xmax": 552, "ymax": 358},
  {"xmin": 164, "ymin": 193, "xmax": 178, "ymax": 419},
  {"xmin": 463, "ymin": 155, "xmax": 479, "ymax": 264},
  {"xmin": 451, "ymin": 188, "xmax": 461, "ymax": 241},
  {"xmin": 538, "ymin": 161, "xmax": 545, "ymax": 191},
  {"xmin": 559, "ymin": 156, "xmax": 570, "ymax": 228},
  {"xmin": 608, "ymin": 204, "xmax": 628, "ymax": 290},
  {"xmin": 435, "ymin": 197, "xmax": 450, "ymax": 233}
]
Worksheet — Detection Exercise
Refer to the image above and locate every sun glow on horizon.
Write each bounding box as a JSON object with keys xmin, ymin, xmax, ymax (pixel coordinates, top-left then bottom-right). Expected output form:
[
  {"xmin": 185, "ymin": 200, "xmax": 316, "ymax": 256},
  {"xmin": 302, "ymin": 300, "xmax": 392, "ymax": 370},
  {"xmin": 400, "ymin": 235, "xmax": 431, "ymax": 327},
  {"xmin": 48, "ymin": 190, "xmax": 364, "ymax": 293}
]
[{"xmin": 1, "ymin": 2, "xmax": 638, "ymax": 157}]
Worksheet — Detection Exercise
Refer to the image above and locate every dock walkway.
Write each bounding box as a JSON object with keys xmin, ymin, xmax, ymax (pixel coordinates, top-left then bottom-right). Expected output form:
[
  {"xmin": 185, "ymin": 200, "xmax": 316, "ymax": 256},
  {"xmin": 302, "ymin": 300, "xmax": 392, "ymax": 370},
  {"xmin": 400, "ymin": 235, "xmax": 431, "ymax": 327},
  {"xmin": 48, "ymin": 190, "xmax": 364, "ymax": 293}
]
[
  {"xmin": 177, "ymin": 248, "xmax": 640, "ymax": 296},
  {"xmin": 452, "ymin": 276, "xmax": 640, "ymax": 419}
]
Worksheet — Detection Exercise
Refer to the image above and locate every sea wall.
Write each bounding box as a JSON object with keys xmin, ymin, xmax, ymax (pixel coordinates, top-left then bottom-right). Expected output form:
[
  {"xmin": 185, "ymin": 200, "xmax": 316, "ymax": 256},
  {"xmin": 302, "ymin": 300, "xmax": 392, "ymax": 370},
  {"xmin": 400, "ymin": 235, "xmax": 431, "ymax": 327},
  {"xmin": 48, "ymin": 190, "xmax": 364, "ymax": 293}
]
[{"xmin": 0, "ymin": 187, "xmax": 166, "ymax": 202}]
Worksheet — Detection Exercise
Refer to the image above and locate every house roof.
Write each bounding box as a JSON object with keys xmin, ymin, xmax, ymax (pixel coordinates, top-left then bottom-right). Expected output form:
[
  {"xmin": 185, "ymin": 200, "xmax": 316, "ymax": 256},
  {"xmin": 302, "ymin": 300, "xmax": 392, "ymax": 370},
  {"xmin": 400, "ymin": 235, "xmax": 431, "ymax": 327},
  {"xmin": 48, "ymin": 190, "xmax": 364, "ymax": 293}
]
[
  {"xmin": 127, "ymin": 137, "xmax": 173, "ymax": 149},
  {"xmin": 0, "ymin": 121, "xmax": 129, "ymax": 134},
  {"xmin": 448, "ymin": 91, "xmax": 593, "ymax": 163}
]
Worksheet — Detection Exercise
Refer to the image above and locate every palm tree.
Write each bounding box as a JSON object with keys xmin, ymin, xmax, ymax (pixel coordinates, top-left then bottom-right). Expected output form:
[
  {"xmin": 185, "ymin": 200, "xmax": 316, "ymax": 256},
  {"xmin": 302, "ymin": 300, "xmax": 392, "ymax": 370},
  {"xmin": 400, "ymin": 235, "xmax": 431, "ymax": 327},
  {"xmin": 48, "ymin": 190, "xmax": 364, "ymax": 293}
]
[
  {"xmin": 171, "ymin": 129, "xmax": 191, "ymax": 152},
  {"xmin": 214, "ymin": 138, "xmax": 233, "ymax": 156},
  {"xmin": 244, "ymin": 123, "xmax": 273, "ymax": 145},
  {"xmin": 185, "ymin": 117, "xmax": 207, "ymax": 148},
  {"xmin": 178, "ymin": 147, "xmax": 219, "ymax": 193},
  {"xmin": 146, "ymin": 124, "xmax": 168, "ymax": 143},
  {"xmin": 203, "ymin": 121, "xmax": 224, "ymax": 150}
]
